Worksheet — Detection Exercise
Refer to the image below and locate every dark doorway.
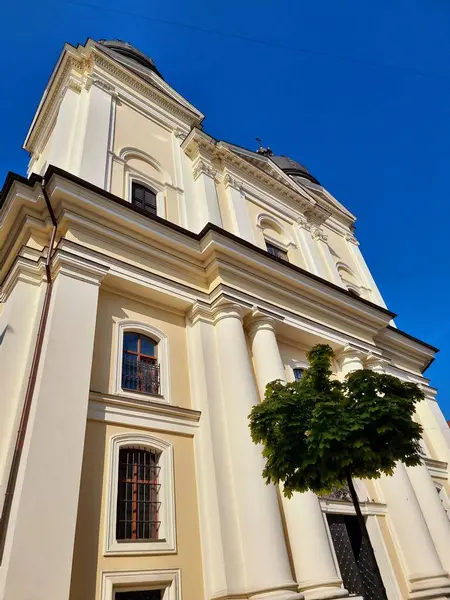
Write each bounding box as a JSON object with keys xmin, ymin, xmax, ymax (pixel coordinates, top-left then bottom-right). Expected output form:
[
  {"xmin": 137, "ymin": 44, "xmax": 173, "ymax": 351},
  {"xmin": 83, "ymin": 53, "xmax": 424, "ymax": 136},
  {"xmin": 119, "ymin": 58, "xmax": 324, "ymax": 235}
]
[
  {"xmin": 326, "ymin": 514, "xmax": 387, "ymax": 600},
  {"xmin": 115, "ymin": 590, "xmax": 161, "ymax": 600}
]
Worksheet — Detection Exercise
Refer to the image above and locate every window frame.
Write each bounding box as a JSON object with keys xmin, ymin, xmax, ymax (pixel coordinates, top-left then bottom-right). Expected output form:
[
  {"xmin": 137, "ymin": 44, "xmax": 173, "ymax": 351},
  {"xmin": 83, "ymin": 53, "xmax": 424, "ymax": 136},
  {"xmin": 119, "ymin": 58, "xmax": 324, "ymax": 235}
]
[
  {"xmin": 101, "ymin": 569, "xmax": 181, "ymax": 600},
  {"xmin": 105, "ymin": 433, "xmax": 176, "ymax": 556},
  {"xmin": 126, "ymin": 172, "xmax": 166, "ymax": 219},
  {"xmin": 115, "ymin": 321, "xmax": 171, "ymax": 404},
  {"xmin": 265, "ymin": 241, "xmax": 289, "ymax": 262},
  {"xmin": 288, "ymin": 359, "xmax": 308, "ymax": 382},
  {"xmin": 122, "ymin": 332, "xmax": 160, "ymax": 395},
  {"xmin": 131, "ymin": 182, "xmax": 158, "ymax": 216}
]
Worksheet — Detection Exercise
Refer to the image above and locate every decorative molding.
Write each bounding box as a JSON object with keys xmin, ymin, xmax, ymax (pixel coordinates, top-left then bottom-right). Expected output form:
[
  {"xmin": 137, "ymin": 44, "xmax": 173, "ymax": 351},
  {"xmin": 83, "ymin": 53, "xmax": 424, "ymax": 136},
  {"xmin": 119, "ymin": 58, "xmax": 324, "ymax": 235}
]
[
  {"xmin": 311, "ymin": 226, "xmax": 328, "ymax": 242},
  {"xmin": 25, "ymin": 55, "xmax": 85, "ymax": 153},
  {"xmin": 223, "ymin": 172, "xmax": 244, "ymax": 192},
  {"xmin": 104, "ymin": 432, "xmax": 177, "ymax": 556},
  {"xmin": 423, "ymin": 457, "xmax": 448, "ymax": 480},
  {"xmin": 192, "ymin": 158, "xmax": 218, "ymax": 182},
  {"xmin": 344, "ymin": 232, "xmax": 360, "ymax": 246},
  {"xmin": 88, "ymin": 392, "xmax": 200, "ymax": 435},
  {"xmin": 101, "ymin": 568, "xmax": 181, "ymax": 600},
  {"xmin": 51, "ymin": 249, "xmax": 109, "ymax": 286},
  {"xmin": 94, "ymin": 52, "xmax": 200, "ymax": 124}
]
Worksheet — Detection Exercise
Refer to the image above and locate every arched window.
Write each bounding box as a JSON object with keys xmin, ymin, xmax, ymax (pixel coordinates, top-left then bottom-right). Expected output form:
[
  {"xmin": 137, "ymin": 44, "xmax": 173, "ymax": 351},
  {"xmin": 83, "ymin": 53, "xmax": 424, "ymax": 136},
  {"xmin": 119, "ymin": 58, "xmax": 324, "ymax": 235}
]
[
  {"xmin": 122, "ymin": 332, "xmax": 160, "ymax": 395},
  {"xmin": 131, "ymin": 182, "xmax": 157, "ymax": 216},
  {"xmin": 105, "ymin": 433, "xmax": 176, "ymax": 555},
  {"xmin": 116, "ymin": 447, "xmax": 161, "ymax": 541}
]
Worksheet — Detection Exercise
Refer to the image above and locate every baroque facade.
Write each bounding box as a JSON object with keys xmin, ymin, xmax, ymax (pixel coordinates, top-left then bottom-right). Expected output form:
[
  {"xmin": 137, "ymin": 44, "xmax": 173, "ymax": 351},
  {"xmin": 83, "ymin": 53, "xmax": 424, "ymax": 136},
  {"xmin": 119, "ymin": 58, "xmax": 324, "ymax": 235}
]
[{"xmin": 0, "ymin": 38, "xmax": 449, "ymax": 600}]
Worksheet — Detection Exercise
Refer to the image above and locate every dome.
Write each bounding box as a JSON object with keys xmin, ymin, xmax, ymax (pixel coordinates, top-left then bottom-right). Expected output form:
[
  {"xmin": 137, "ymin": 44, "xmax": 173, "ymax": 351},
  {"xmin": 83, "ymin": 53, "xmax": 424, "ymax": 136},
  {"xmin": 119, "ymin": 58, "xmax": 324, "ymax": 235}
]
[
  {"xmin": 98, "ymin": 39, "xmax": 164, "ymax": 79},
  {"xmin": 271, "ymin": 155, "xmax": 320, "ymax": 185}
]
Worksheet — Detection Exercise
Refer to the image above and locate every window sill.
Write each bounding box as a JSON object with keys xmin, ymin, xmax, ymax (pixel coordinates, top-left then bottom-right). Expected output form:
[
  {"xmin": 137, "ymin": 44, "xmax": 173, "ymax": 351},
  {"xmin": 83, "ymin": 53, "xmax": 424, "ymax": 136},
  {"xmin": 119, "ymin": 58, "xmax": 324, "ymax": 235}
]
[
  {"xmin": 117, "ymin": 388, "xmax": 169, "ymax": 404},
  {"xmin": 104, "ymin": 538, "xmax": 176, "ymax": 556}
]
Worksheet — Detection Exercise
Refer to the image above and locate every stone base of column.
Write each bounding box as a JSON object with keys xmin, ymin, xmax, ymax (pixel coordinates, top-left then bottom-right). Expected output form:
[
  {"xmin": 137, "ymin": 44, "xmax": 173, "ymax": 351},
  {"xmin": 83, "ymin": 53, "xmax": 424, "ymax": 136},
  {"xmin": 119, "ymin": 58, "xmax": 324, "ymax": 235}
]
[
  {"xmin": 298, "ymin": 579, "xmax": 350, "ymax": 600},
  {"xmin": 252, "ymin": 588, "xmax": 303, "ymax": 600},
  {"xmin": 408, "ymin": 573, "xmax": 450, "ymax": 600}
]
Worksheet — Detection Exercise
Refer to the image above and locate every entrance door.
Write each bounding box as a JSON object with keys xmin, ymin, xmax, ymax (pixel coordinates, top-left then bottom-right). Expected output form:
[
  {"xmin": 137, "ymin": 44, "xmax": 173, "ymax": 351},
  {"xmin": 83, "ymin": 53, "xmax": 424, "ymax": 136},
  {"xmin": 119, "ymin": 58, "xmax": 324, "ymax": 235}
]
[{"xmin": 327, "ymin": 514, "xmax": 387, "ymax": 600}]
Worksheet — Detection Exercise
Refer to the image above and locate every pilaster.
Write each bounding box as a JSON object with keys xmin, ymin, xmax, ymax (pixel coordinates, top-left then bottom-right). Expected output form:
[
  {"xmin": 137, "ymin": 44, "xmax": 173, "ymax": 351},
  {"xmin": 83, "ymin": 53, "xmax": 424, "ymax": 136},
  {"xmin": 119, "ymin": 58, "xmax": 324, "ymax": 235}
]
[
  {"xmin": 0, "ymin": 255, "xmax": 108, "ymax": 600},
  {"xmin": 222, "ymin": 173, "xmax": 256, "ymax": 244}
]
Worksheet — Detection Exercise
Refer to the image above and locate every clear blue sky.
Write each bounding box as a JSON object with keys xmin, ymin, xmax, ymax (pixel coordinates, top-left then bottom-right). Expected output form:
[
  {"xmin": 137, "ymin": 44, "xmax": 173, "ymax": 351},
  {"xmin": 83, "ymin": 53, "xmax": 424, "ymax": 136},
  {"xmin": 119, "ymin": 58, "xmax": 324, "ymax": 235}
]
[{"xmin": 1, "ymin": 1, "xmax": 449, "ymax": 416}]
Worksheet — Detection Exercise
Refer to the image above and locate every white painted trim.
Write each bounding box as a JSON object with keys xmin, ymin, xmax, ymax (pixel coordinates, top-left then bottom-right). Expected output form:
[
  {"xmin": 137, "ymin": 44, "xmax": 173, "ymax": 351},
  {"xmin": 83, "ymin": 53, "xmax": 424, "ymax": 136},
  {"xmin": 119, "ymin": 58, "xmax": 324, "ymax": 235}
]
[
  {"xmin": 257, "ymin": 212, "xmax": 297, "ymax": 251},
  {"xmin": 101, "ymin": 568, "xmax": 181, "ymax": 600},
  {"xmin": 104, "ymin": 433, "xmax": 176, "ymax": 556},
  {"xmin": 287, "ymin": 358, "xmax": 308, "ymax": 382},
  {"xmin": 366, "ymin": 516, "xmax": 403, "ymax": 600},
  {"xmin": 322, "ymin": 505, "xmax": 400, "ymax": 600},
  {"xmin": 87, "ymin": 393, "xmax": 200, "ymax": 436},
  {"xmin": 114, "ymin": 320, "xmax": 171, "ymax": 404}
]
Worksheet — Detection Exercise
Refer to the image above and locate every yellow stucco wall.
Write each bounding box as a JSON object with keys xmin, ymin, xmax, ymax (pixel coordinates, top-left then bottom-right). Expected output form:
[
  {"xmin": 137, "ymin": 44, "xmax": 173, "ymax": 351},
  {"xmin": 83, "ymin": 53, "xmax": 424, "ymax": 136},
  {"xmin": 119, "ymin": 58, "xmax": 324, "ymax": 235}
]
[
  {"xmin": 90, "ymin": 290, "xmax": 192, "ymax": 409},
  {"xmin": 69, "ymin": 421, "xmax": 204, "ymax": 600}
]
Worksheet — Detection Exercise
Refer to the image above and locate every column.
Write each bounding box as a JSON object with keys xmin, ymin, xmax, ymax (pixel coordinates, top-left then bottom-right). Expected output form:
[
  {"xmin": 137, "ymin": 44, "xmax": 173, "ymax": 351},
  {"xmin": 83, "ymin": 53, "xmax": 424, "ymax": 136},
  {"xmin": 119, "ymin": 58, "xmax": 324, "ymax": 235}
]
[
  {"xmin": 366, "ymin": 358, "xmax": 450, "ymax": 598},
  {"xmin": 379, "ymin": 464, "xmax": 450, "ymax": 598},
  {"xmin": 406, "ymin": 462, "xmax": 450, "ymax": 574},
  {"xmin": 248, "ymin": 313, "xmax": 349, "ymax": 600},
  {"xmin": 223, "ymin": 173, "xmax": 256, "ymax": 244},
  {"xmin": 213, "ymin": 303, "xmax": 301, "ymax": 600},
  {"xmin": 1, "ymin": 255, "xmax": 107, "ymax": 600},
  {"xmin": 336, "ymin": 345, "xmax": 364, "ymax": 377}
]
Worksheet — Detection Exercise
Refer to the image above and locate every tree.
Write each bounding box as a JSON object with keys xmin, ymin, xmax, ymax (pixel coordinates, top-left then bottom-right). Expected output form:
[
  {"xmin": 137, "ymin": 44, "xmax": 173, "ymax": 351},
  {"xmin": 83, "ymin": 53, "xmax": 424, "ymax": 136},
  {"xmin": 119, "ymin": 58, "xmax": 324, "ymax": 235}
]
[{"xmin": 249, "ymin": 343, "xmax": 424, "ymax": 583}]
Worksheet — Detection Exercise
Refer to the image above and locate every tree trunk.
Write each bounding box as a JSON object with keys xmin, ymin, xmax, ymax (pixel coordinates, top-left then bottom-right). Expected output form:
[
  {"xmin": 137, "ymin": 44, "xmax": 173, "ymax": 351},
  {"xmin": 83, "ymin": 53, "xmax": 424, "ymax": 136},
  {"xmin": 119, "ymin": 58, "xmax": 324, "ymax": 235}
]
[{"xmin": 345, "ymin": 469, "xmax": 388, "ymax": 600}]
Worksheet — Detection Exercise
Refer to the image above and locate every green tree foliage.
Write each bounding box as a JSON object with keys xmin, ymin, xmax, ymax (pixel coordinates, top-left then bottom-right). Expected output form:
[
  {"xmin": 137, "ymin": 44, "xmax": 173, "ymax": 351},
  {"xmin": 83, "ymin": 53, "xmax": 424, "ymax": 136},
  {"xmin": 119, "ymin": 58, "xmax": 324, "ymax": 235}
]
[{"xmin": 249, "ymin": 344, "xmax": 424, "ymax": 499}]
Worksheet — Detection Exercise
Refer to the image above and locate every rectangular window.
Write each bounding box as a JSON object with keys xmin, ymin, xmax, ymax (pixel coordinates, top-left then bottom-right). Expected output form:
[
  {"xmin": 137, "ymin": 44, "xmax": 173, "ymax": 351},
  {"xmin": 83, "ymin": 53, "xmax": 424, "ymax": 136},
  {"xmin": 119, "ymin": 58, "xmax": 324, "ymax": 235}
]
[
  {"xmin": 116, "ymin": 448, "xmax": 161, "ymax": 541},
  {"xmin": 266, "ymin": 242, "xmax": 288, "ymax": 261},
  {"xmin": 293, "ymin": 368, "xmax": 304, "ymax": 381}
]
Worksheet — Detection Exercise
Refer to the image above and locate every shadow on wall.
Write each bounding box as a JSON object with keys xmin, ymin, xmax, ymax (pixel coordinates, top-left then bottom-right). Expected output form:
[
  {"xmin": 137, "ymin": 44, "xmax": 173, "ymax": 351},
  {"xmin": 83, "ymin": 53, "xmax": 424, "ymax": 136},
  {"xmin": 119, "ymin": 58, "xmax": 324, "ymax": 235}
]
[
  {"xmin": 0, "ymin": 325, "xmax": 12, "ymax": 346},
  {"xmin": 69, "ymin": 420, "xmax": 108, "ymax": 599}
]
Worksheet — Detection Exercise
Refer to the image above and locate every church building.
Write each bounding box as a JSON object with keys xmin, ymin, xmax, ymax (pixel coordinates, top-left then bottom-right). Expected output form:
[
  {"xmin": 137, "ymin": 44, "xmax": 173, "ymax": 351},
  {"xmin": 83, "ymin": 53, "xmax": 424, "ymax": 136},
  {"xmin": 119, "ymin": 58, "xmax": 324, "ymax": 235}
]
[{"xmin": 0, "ymin": 38, "xmax": 449, "ymax": 600}]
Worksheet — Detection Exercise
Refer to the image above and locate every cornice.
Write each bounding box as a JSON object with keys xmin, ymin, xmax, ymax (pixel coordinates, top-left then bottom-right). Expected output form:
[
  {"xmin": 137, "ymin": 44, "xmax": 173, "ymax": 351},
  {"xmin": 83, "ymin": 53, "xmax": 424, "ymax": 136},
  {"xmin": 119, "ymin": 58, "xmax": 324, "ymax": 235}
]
[
  {"xmin": 88, "ymin": 391, "xmax": 201, "ymax": 435},
  {"xmin": 0, "ymin": 255, "xmax": 46, "ymax": 302},
  {"xmin": 50, "ymin": 249, "xmax": 109, "ymax": 286},
  {"xmin": 25, "ymin": 55, "xmax": 87, "ymax": 154},
  {"xmin": 92, "ymin": 51, "xmax": 202, "ymax": 126}
]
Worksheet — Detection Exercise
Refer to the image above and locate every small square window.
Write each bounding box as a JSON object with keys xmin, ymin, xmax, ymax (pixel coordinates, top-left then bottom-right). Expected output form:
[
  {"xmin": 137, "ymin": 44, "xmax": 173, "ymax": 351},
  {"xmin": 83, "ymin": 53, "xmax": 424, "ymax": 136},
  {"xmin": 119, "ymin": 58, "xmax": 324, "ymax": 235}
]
[
  {"xmin": 266, "ymin": 242, "xmax": 288, "ymax": 262},
  {"xmin": 293, "ymin": 368, "xmax": 304, "ymax": 381}
]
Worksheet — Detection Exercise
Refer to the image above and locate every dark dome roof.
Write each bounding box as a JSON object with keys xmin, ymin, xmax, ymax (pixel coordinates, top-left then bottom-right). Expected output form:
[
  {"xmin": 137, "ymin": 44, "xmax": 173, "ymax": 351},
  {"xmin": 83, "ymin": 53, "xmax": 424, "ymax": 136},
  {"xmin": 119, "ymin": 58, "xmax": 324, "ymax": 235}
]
[
  {"xmin": 98, "ymin": 39, "xmax": 163, "ymax": 79},
  {"xmin": 271, "ymin": 155, "xmax": 320, "ymax": 185}
]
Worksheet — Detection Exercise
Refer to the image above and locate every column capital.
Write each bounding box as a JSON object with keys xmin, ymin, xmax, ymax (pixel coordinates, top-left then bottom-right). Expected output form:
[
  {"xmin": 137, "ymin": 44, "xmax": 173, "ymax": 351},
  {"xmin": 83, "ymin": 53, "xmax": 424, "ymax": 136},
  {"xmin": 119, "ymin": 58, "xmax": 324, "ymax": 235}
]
[
  {"xmin": 212, "ymin": 300, "xmax": 244, "ymax": 324},
  {"xmin": 364, "ymin": 352, "xmax": 390, "ymax": 372},
  {"xmin": 223, "ymin": 172, "xmax": 244, "ymax": 192},
  {"xmin": 246, "ymin": 307, "xmax": 278, "ymax": 336},
  {"xmin": 51, "ymin": 250, "xmax": 109, "ymax": 287},
  {"xmin": 335, "ymin": 344, "xmax": 366, "ymax": 375}
]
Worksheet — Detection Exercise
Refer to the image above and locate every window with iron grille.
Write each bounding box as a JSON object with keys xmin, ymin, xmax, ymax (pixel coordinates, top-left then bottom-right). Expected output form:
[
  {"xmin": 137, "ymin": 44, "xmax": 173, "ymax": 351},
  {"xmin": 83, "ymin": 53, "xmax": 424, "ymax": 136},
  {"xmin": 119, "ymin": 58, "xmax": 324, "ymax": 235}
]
[
  {"xmin": 293, "ymin": 368, "xmax": 304, "ymax": 381},
  {"xmin": 115, "ymin": 590, "xmax": 162, "ymax": 600},
  {"xmin": 265, "ymin": 242, "xmax": 288, "ymax": 262},
  {"xmin": 132, "ymin": 182, "xmax": 157, "ymax": 216},
  {"xmin": 116, "ymin": 447, "xmax": 161, "ymax": 541},
  {"xmin": 122, "ymin": 332, "xmax": 160, "ymax": 395}
]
